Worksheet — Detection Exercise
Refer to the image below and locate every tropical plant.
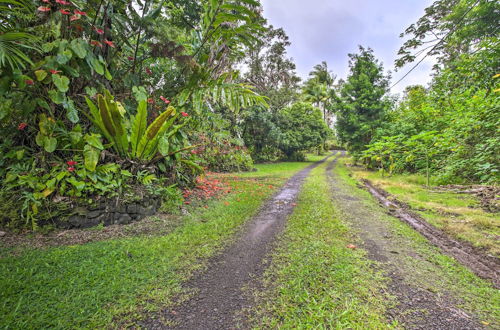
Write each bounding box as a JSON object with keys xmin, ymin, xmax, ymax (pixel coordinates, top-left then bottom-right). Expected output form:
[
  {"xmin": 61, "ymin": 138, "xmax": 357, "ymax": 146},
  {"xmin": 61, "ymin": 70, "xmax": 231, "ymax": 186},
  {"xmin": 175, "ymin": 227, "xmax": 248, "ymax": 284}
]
[{"xmin": 85, "ymin": 90, "xmax": 191, "ymax": 163}]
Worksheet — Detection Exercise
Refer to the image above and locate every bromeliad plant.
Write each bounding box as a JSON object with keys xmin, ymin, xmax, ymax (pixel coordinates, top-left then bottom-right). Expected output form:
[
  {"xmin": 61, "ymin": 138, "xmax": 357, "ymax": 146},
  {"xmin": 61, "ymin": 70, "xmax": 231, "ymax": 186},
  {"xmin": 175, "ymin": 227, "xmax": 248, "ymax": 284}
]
[{"xmin": 85, "ymin": 90, "xmax": 192, "ymax": 163}]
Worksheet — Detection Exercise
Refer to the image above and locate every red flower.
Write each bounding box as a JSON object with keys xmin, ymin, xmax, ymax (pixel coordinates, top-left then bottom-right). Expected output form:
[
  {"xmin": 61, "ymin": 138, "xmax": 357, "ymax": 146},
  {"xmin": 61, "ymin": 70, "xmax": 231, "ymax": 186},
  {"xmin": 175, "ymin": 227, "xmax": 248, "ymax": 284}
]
[
  {"xmin": 127, "ymin": 56, "xmax": 134, "ymax": 61},
  {"xmin": 145, "ymin": 68, "xmax": 152, "ymax": 75},
  {"xmin": 74, "ymin": 9, "xmax": 87, "ymax": 16},
  {"xmin": 147, "ymin": 98, "xmax": 154, "ymax": 104},
  {"xmin": 38, "ymin": 6, "xmax": 51, "ymax": 12},
  {"xmin": 49, "ymin": 69, "xmax": 61, "ymax": 74},
  {"xmin": 181, "ymin": 112, "xmax": 189, "ymax": 117},
  {"xmin": 160, "ymin": 96, "xmax": 170, "ymax": 104},
  {"xmin": 94, "ymin": 27, "xmax": 104, "ymax": 35},
  {"xmin": 103, "ymin": 39, "xmax": 115, "ymax": 48},
  {"xmin": 25, "ymin": 79, "xmax": 34, "ymax": 85},
  {"xmin": 59, "ymin": 9, "xmax": 71, "ymax": 15},
  {"xmin": 18, "ymin": 122, "xmax": 28, "ymax": 130},
  {"xmin": 66, "ymin": 160, "xmax": 77, "ymax": 166},
  {"xmin": 67, "ymin": 167, "xmax": 75, "ymax": 172},
  {"xmin": 70, "ymin": 15, "xmax": 79, "ymax": 21},
  {"xmin": 56, "ymin": 0, "xmax": 70, "ymax": 5},
  {"xmin": 90, "ymin": 40, "xmax": 102, "ymax": 47}
]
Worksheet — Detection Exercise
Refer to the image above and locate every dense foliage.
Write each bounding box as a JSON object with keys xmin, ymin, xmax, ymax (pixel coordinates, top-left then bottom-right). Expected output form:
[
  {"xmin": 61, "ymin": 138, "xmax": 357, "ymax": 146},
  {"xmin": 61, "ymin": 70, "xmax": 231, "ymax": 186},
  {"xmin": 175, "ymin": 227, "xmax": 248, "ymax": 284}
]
[
  {"xmin": 337, "ymin": 0, "xmax": 500, "ymax": 184},
  {"xmin": 1, "ymin": 0, "xmax": 497, "ymax": 230}
]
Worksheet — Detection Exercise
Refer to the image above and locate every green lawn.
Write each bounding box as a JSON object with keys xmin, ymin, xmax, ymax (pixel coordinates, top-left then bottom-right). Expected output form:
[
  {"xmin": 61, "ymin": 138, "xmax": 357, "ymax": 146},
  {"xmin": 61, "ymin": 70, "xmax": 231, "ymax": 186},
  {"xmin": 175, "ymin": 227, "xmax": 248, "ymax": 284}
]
[{"xmin": 0, "ymin": 161, "xmax": 314, "ymax": 329}]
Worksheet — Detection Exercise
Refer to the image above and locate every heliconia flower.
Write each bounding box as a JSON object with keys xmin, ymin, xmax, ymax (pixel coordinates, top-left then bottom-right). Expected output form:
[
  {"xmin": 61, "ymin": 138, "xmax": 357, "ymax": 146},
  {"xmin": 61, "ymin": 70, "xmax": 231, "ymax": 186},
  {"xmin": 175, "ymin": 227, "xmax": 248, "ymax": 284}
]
[
  {"xmin": 74, "ymin": 9, "xmax": 87, "ymax": 16},
  {"xmin": 147, "ymin": 98, "xmax": 154, "ymax": 104},
  {"xmin": 18, "ymin": 122, "xmax": 28, "ymax": 130},
  {"xmin": 90, "ymin": 40, "xmax": 102, "ymax": 47},
  {"xmin": 94, "ymin": 27, "xmax": 104, "ymax": 34},
  {"xmin": 181, "ymin": 112, "xmax": 189, "ymax": 117},
  {"xmin": 66, "ymin": 160, "xmax": 77, "ymax": 166},
  {"xmin": 160, "ymin": 96, "xmax": 170, "ymax": 104},
  {"xmin": 127, "ymin": 56, "xmax": 134, "ymax": 61},
  {"xmin": 56, "ymin": 0, "xmax": 71, "ymax": 5},
  {"xmin": 67, "ymin": 166, "xmax": 75, "ymax": 172},
  {"xmin": 38, "ymin": 6, "xmax": 51, "ymax": 12},
  {"xmin": 145, "ymin": 68, "xmax": 152, "ymax": 75},
  {"xmin": 59, "ymin": 9, "xmax": 71, "ymax": 14},
  {"xmin": 25, "ymin": 79, "xmax": 34, "ymax": 85},
  {"xmin": 70, "ymin": 15, "xmax": 79, "ymax": 21},
  {"xmin": 103, "ymin": 39, "xmax": 115, "ymax": 48}
]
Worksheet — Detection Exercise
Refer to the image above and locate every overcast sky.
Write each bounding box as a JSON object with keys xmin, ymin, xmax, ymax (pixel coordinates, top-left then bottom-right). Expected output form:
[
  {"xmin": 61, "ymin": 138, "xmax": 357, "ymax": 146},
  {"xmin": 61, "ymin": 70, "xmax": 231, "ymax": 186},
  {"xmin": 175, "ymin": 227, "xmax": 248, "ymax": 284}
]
[{"xmin": 260, "ymin": 0, "xmax": 436, "ymax": 95}]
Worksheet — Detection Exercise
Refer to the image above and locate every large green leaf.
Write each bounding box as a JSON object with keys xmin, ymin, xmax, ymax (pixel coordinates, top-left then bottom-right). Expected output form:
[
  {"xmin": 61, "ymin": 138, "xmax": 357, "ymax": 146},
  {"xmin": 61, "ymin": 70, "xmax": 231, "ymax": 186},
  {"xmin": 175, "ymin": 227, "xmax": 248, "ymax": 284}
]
[
  {"xmin": 34, "ymin": 70, "xmax": 47, "ymax": 81},
  {"xmin": 91, "ymin": 57, "xmax": 104, "ymax": 75},
  {"xmin": 56, "ymin": 49, "xmax": 72, "ymax": 64},
  {"xmin": 63, "ymin": 99, "xmax": 79, "ymax": 123},
  {"xmin": 48, "ymin": 89, "xmax": 65, "ymax": 104},
  {"xmin": 52, "ymin": 74, "xmax": 70, "ymax": 93},
  {"xmin": 83, "ymin": 144, "xmax": 100, "ymax": 172},
  {"xmin": 131, "ymin": 100, "xmax": 147, "ymax": 157},
  {"xmin": 70, "ymin": 38, "xmax": 87, "ymax": 59},
  {"xmin": 44, "ymin": 137, "xmax": 57, "ymax": 153}
]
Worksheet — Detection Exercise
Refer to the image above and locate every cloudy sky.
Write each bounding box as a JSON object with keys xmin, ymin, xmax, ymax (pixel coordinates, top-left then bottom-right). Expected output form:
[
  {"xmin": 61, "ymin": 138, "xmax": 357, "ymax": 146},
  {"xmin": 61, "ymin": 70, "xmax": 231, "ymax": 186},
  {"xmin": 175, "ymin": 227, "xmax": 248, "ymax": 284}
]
[{"xmin": 260, "ymin": 0, "xmax": 436, "ymax": 95}]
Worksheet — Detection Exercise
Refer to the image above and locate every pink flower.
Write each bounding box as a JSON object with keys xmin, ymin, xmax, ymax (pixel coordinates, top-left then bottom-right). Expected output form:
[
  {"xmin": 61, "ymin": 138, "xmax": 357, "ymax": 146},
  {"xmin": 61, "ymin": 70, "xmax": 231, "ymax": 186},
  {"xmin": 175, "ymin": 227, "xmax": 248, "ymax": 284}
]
[
  {"xmin": 66, "ymin": 160, "xmax": 77, "ymax": 166},
  {"xmin": 38, "ymin": 6, "xmax": 51, "ymax": 12},
  {"xmin": 18, "ymin": 122, "xmax": 28, "ymax": 130},
  {"xmin": 94, "ymin": 27, "xmax": 104, "ymax": 35},
  {"xmin": 42, "ymin": 0, "xmax": 50, "ymax": 3},
  {"xmin": 160, "ymin": 96, "xmax": 170, "ymax": 104},
  {"xmin": 67, "ymin": 167, "xmax": 75, "ymax": 172},
  {"xmin": 25, "ymin": 79, "xmax": 34, "ymax": 85},
  {"xmin": 181, "ymin": 112, "xmax": 189, "ymax": 117},
  {"xmin": 147, "ymin": 98, "xmax": 154, "ymax": 104},
  {"xmin": 56, "ymin": 0, "xmax": 71, "ymax": 5},
  {"xmin": 74, "ymin": 9, "xmax": 87, "ymax": 16},
  {"xmin": 145, "ymin": 68, "xmax": 152, "ymax": 75},
  {"xmin": 103, "ymin": 39, "xmax": 115, "ymax": 48},
  {"xmin": 70, "ymin": 15, "xmax": 79, "ymax": 21},
  {"xmin": 59, "ymin": 9, "xmax": 71, "ymax": 15},
  {"xmin": 49, "ymin": 69, "xmax": 61, "ymax": 74}
]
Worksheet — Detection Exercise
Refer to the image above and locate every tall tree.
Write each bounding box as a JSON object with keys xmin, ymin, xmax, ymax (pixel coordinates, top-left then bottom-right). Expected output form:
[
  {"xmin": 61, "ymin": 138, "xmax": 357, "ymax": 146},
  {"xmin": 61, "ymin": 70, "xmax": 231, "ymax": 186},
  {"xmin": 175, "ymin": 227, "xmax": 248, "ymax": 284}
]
[
  {"xmin": 335, "ymin": 46, "xmax": 390, "ymax": 155},
  {"xmin": 244, "ymin": 26, "xmax": 301, "ymax": 111}
]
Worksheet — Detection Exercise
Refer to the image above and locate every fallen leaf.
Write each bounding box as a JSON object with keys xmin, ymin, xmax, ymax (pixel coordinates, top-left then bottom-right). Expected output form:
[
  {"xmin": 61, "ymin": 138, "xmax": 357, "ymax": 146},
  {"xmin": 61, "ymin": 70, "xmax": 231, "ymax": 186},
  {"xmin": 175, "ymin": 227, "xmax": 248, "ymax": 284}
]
[{"xmin": 346, "ymin": 244, "xmax": 357, "ymax": 249}]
